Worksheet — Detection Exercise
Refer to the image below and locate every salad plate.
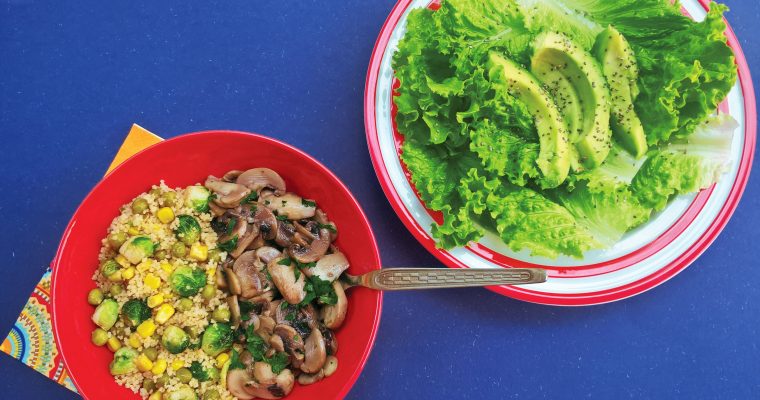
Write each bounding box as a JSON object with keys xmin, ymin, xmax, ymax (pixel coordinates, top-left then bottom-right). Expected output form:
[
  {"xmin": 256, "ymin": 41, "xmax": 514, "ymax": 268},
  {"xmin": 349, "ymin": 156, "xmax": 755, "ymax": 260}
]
[{"xmin": 364, "ymin": 0, "xmax": 756, "ymax": 305}]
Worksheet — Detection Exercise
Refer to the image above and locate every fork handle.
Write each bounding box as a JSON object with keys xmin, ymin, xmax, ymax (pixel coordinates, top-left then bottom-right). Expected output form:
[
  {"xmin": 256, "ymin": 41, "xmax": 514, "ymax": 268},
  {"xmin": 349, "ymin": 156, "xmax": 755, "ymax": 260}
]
[{"xmin": 358, "ymin": 268, "xmax": 546, "ymax": 291}]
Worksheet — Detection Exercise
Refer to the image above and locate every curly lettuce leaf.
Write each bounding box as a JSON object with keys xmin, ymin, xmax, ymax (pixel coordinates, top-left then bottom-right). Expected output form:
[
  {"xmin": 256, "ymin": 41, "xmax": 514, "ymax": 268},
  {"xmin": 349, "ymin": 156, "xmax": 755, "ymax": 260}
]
[
  {"xmin": 460, "ymin": 169, "xmax": 599, "ymax": 258},
  {"xmin": 632, "ymin": 114, "xmax": 737, "ymax": 210}
]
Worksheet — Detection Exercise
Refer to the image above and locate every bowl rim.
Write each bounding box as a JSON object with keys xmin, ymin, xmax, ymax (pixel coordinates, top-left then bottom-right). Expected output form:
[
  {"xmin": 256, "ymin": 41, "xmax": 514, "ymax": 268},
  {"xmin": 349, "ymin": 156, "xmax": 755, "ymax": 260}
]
[
  {"xmin": 363, "ymin": 0, "xmax": 756, "ymax": 306},
  {"xmin": 50, "ymin": 130, "xmax": 383, "ymax": 399}
]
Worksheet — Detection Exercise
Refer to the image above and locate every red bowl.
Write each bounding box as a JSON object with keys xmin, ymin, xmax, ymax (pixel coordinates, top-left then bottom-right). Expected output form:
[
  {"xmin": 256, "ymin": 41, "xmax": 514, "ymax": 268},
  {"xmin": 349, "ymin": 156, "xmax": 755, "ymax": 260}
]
[{"xmin": 50, "ymin": 131, "xmax": 383, "ymax": 400}]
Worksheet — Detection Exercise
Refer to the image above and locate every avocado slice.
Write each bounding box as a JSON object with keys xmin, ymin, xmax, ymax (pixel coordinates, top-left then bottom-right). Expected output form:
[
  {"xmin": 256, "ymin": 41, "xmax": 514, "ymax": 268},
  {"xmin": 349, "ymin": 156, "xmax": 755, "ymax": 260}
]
[
  {"xmin": 593, "ymin": 26, "xmax": 648, "ymax": 158},
  {"xmin": 531, "ymin": 32, "xmax": 612, "ymax": 170},
  {"xmin": 487, "ymin": 52, "xmax": 570, "ymax": 189}
]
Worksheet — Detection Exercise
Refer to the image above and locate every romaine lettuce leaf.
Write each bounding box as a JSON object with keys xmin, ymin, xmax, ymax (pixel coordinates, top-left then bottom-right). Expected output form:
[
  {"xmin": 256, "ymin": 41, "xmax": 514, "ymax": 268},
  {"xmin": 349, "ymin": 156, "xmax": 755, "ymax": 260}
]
[{"xmin": 632, "ymin": 114, "xmax": 737, "ymax": 210}]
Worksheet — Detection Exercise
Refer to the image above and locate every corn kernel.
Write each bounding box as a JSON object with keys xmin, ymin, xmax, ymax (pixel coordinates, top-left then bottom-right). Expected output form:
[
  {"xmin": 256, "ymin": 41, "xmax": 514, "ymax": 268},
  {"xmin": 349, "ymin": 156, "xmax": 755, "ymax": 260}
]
[
  {"xmin": 128, "ymin": 333, "xmax": 141, "ymax": 348},
  {"xmin": 160, "ymin": 262, "xmax": 174, "ymax": 274},
  {"xmin": 148, "ymin": 392, "xmax": 162, "ymax": 400},
  {"xmin": 147, "ymin": 294, "xmax": 164, "ymax": 308},
  {"xmin": 189, "ymin": 243, "xmax": 208, "ymax": 262},
  {"xmin": 107, "ymin": 270, "xmax": 123, "ymax": 282},
  {"xmin": 216, "ymin": 352, "xmax": 230, "ymax": 369},
  {"xmin": 156, "ymin": 207, "xmax": 175, "ymax": 224},
  {"xmin": 122, "ymin": 267, "xmax": 136, "ymax": 280},
  {"xmin": 107, "ymin": 337, "xmax": 122, "ymax": 352},
  {"xmin": 127, "ymin": 227, "xmax": 140, "ymax": 236},
  {"xmin": 136, "ymin": 319, "xmax": 156, "ymax": 338},
  {"xmin": 136, "ymin": 353, "xmax": 154, "ymax": 372},
  {"xmin": 136, "ymin": 260, "xmax": 152, "ymax": 272},
  {"xmin": 151, "ymin": 359, "xmax": 168, "ymax": 375},
  {"xmin": 207, "ymin": 267, "xmax": 216, "ymax": 278},
  {"xmin": 115, "ymin": 254, "xmax": 130, "ymax": 268},
  {"xmin": 171, "ymin": 359, "xmax": 184, "ymax": 371},
  {"xmin": 154, "ymin": 304, "xmax": 175, "ymax": 324},
  {"xmin": 144, "ymin": 273, "xmax": 161, "ymax": 290}
]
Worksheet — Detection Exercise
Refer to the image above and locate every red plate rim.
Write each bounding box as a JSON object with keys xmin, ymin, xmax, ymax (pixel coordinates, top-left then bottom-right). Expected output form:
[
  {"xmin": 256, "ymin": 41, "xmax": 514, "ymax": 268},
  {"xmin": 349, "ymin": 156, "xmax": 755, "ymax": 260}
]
[
  {"xmin": 50, "ymin": 130, "xmax": 383, "ymax": 398},
  {"xmin": 363, "ymin": 0, "xmax": 756, "ymax": 306}
]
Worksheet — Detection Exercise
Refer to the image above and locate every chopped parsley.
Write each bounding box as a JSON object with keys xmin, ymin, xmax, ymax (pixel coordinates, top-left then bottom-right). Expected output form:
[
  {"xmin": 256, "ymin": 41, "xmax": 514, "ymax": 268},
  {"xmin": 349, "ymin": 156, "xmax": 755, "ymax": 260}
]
[
  {"xmin": 218, "ymin": 235, "xmax": 239, "ymax": 252},
  {"xmin": 277, "ymin": 258, "xmax": 292, "ymax": 266},
  {"xmin": 300, "ymin": 275, "xmax": 338, "ymax": 306},
  {"xmin": 301, "ymin": 199, "xmax": 316, "ymax": 208},
  {"xmin": 225, "ymin": 218, "xmax": 237, "ymax": 235},
  {"xmin": 318, "ymin": 223, "xmax": 337, "ymax": 233},
  {"xmin": 245, "ymin": 326, "xmax": 267, "ymax": 361},
  {"xmin": 229, "ymin": 349, "xmax": 246, "ymax": 370},
  {"xmin": 276, "ymin": 214, "xmax": 289, "ymax": 221},
  {"xmin": 265, "ymin": 352, "xmax": 289, "ymax": 374},
  {"xmin": 243, "ymin": 192, "xmax": 258, "ymax": 204}
]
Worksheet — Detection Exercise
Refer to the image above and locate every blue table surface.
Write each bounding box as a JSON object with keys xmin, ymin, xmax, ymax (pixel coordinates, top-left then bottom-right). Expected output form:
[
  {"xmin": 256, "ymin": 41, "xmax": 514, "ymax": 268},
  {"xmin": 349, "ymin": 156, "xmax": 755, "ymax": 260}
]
[{"xmin": 1, "ymin": 1, "xmax": 759, "ymax": 399}]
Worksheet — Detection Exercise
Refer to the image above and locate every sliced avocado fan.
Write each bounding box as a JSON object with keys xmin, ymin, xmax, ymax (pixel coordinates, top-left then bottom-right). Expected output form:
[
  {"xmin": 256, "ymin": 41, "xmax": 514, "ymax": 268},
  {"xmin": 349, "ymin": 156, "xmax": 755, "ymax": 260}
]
[
  {"xmin": 487, "ymin": 52, "xmax": 571, "ymax": 189},
  {"xmin": 531, "ymin": 31, "xmax": 612, "ymax": 170},
  {"xmin": 593, "ymin": 26, "xmax": 648, "ymax": 159}
]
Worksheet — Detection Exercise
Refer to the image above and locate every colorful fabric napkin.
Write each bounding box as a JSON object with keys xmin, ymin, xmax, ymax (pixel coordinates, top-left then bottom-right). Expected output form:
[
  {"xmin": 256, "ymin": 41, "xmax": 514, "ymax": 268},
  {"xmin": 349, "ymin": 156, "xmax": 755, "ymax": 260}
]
[{"xmin": 1, "ymin": 124, "xmax": 164, "ymax": 393}]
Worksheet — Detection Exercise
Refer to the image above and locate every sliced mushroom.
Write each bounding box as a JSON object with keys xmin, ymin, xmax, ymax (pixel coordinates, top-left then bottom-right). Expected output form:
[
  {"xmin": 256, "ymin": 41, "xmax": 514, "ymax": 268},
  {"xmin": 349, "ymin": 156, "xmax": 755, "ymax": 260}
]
[
  {"xmin": 274, "ymin": 324, "xmax": 305, "ymax": 361},
  {"xmin": 215, "ymin": 268, "xmax": 228, "ymax": 290},
  {"xmin": 301, "ymin": 328, "xmax": 327, "ymax": 374},
  {"xmin": 236, "ymin": 168, "xmax": 286, "ymax": 196},
  {"xmin": 274, "ymin": 221, "xmax": 296, "ymax": 248},
  {"xmin": 269, "ymin": 334, "xmax": 285, "ymax": 352},
  {"xmin": 231, "ymin": 225, "xmax": 260, "ymax": 258},
  {"xmin": 258, "ymin": 315, "xmax": 276, "ymax": 335},
  {"xmin": 321, "ymin": 325, "xmax": 338, "ymax": 355},
  {"xmin": 253, "ymin": 206, "xmax": 278, "ymax": 240},
  {"xmin": 323, "ymin": 355, "xmax": 338, "ymax": 377},
  {"xmin": 293, "ymin": 221, "xmax": 316, "ymax": 241},
  {"xmin": 226, "ymin": 369, "xmax": 256, "ymax": 400},
  {"xmin": 321, "ymin": 281, "xmax": 348, "ymax": 329},
  {"xmin": 262, "ymin": 192, "xmax": 316, "ymax": 220},
  {"xmin": 208, "ymin": 201, "xmax": 227, "ymax": 217},
  {"xmin": 205, "ymin": 176, "xmax": 251, "ymax": 208},
  {"xmin": 297, "ymin": 369, "xmax": 324, "ymax": 386},
  {"xmin": 225, "ymin": 268, "xmax": 243, "ymax": 296},
  {"xmin": 275, "ymin": 303, "xmax": 317, "ymax": 336},
  {"xmin": 227, "ymin": 295, "xmax": 241, "ymax": 328},
  {"xmin": 267, "ymin": 258, "xmax": 306, "ymax": 304},
  {"xmin": 306, "ymin": 252, "xmax": 349, "ymax": 282},
  {"xmin": 223, "ymin": 170, "xmax": 244, "ymax": 182},
  {"xmin": 315, "ymin": 209, "xmax": 338, "ymax": 242},
  {"xmin": 289, "ymin": 228, "xmax": 330, "ymax": 264},
  {"xmin": 252, "ymin": 291, "xmax": 276, "ymax": 308},
  {"xmin": 233, "ymin": 250, "xmax": 267, "ymax": 298},
  {"xmin": 257, "ymin": 368, "xmax": 294, "ymax": 399},
  {"xmin": 247, "ymin": 234, "xmax": 265, "ymax": 250},
  {"xmin": 256, "ymin": 246, "xmax": 282, "ymax": 264}
]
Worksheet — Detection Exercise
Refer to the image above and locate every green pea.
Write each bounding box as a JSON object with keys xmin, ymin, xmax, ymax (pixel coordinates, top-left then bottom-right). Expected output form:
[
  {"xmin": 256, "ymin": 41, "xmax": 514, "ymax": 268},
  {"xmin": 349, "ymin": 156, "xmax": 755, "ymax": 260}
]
[
  {"xmin": 87, "ymin": 288, "xmax": 104, "ymax": 306},
  {"xmin": 172, "ymin": 243, "xmax": 187, "ymax": 258},
  {"xmin": 149, "ymin": 187, "xmax": 162, "ymax": 198},
  {"xmin": 153, "ymin": 249, "xmax": 166, "ymax": 260},
  {"xmin": 142, "ymin": 378, "xmax": 156, "ymax": 392},
  {"xmin": 184, "ymin": 326, "xmax": 200, "ymax": 339},
  {"xmin": 201, "ymin": 285, "xmax": 216, "ymax": 301},
  {"xmin": 91, "ymin": 328, "xmax": 109, "ymax": 346},
  {"xmin": 176, "ymin": 367, "xmax": 192, "ymax": 383},
  {"xmin": 109, "ymin": 284, "xmax": 124, "ymax": 296},
  {"xmin": 212, "ymin": 307, "xmax": 230, "ymax": 323},
  {"xmin": 177, "ymin": 298, "xmax": 194, "ymax": 312},
  {"xmin": 203, "ymin": 389, "xmax": 221, "ymax": 399},
  {"xmin": 207, "ymin": 248, "xmax": 221, "ymax": 262},
  {"xmin": 131, "ymin": 198, "xmax": 150, "ymax": 214},
  {"xmin": 161, "ymin": 191, "xmax": 177, "ymax": 207},
  {"xmin": 108, "ymin": 232, "xmax": 128, "ymax": 250},
  {"xmin": 143, "ymin": 346, "xmax": 158, "ymax": 362},
  {"xmin": 155, "ymin": 374, "xmax": 169, "ymax": 388}
]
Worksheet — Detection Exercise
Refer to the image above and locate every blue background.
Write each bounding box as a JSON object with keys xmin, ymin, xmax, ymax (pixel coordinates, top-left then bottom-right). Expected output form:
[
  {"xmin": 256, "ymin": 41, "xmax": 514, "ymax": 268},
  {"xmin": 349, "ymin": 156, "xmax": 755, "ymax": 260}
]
[{"xmin": 1, "ymin": 0, "xmax": 758, "ymax": 398}]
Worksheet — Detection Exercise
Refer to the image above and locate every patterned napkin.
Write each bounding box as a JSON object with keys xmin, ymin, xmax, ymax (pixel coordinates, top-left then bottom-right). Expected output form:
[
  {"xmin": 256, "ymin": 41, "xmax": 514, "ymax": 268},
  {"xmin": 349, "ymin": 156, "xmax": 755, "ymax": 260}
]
[{"xmin": 1, "ymin": 124, "xmax": 164, "ymax": 393}]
